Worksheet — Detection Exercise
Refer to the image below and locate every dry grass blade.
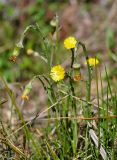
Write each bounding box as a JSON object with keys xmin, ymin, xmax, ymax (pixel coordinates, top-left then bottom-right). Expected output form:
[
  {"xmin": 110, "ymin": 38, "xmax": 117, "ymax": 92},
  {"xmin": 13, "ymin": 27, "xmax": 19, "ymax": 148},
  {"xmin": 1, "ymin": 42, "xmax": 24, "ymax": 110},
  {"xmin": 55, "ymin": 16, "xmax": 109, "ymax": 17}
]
[
  {"xmin": 2, "ymin": 138, "xmax": 27, "ymax": 159},
  {"xmin": 7, "ymin": 94, "xmax": 69, "ymax": 138},
  {"xmin": 89, "ymin": 129, "xmax": 107, "ymax": 160}
]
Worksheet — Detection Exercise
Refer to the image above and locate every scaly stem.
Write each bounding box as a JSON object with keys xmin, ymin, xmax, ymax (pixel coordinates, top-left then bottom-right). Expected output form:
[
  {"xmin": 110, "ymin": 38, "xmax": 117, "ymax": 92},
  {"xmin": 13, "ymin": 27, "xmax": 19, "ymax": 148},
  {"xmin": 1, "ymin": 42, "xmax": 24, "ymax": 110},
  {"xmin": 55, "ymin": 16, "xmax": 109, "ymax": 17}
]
[
  {"xmin": 78, "ymin": 42, "xmax": 91, "ymax": 103},
  {"xmin": 67, "ymin": 73, "xmax": 77, "ymax": 155},
  {"xmin": 78, "ymin": 42, "xmax": 91, "ymax": 117},
  {"xmin": 95, "ymin": 66, "xmax": 100, "ymax": 158},
  {"xmin": 71, "ymin": 48, "xmax": 75, "ymax": 68}
]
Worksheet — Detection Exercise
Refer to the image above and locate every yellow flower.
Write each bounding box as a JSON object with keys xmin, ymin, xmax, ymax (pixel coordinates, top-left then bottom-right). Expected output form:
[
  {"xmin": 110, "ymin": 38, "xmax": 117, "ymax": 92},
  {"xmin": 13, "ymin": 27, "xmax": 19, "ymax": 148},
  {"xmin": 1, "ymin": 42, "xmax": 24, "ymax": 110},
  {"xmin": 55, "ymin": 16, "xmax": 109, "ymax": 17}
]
[
  {"xmin": 85, "ymin": 58, "xmax": 99, "ymax": 67},
  {"xmin": 64, "ymin": 36, "xmax": 77, "ymax": 49},
  {"xmin": 50, "ymin": 65, "xmax": 65, "ymax": 82}
]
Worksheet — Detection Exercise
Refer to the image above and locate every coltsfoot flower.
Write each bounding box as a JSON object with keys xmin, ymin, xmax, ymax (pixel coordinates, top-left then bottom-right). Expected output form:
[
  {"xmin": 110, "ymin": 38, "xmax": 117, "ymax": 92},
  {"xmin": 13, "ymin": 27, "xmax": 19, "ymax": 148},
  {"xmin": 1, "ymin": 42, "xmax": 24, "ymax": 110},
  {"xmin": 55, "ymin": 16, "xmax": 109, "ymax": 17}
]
[
  {"xmin": 85, "ymin": 58, "xmax": 99, "ymax": 67},
  {"xmin": 50, "ymin": 65, "xmax": 65, "ymax": 82},
  {"xmin": 64, "ymin": 36, "xmax": 77, "ymax": 49}
]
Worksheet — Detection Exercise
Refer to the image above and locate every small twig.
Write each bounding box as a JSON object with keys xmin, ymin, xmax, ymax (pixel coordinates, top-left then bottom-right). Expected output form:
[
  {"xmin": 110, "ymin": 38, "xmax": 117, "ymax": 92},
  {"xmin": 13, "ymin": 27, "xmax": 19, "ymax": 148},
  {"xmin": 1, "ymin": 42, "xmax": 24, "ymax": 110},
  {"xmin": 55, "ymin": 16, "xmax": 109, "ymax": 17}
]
[
  {"xmin": 40, "ymin": 115, "xmax": 117, "ymax": 121},
  {"xmin": 17, "ymin": 116, "xmax": 117, "ymax": 121}
]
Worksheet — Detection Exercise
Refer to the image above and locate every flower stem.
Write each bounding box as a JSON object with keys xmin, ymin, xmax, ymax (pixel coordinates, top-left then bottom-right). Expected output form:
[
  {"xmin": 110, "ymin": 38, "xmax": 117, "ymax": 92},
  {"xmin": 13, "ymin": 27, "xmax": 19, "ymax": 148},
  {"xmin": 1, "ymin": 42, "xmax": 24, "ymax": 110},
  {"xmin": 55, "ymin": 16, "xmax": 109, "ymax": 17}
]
[
  {"xmin": 78, "ymin": 42, "xmax": 91, "ymax": 117},
  {"xmin": 71, "ymin": 48, "xmax": 75, "ymax": 68}
]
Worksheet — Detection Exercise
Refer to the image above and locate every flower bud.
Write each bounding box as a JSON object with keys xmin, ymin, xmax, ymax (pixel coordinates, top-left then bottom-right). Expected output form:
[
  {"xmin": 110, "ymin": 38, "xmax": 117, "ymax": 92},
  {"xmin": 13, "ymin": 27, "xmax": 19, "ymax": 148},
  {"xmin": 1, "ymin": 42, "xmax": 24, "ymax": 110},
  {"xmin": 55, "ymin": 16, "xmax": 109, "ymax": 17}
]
[
  {"xmin": 21, "ymin": 81, "xmax": 32, "ymax": 100},
  {"xmin": 9, "ymin": 46, "xmax": 20, "ymax": 62},
  {"xmin": 72, "ymin": 63, "xmax": 81, "ymax": 81}
]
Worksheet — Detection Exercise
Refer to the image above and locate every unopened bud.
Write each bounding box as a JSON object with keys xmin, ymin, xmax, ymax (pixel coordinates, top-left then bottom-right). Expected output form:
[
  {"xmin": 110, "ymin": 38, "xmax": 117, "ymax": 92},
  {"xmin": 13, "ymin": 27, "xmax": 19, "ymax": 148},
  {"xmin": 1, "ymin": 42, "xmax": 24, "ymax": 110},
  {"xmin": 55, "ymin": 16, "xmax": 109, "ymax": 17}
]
[
  {"xmin": 72, "ymin": 63, "xmax": 81, "ymax": 81},
  {"xmin": 21, "ymin": 81, "xmax": 32, "ymax": 100},
  {"xmin": 9, "ymin": 46, "xmax": 20, "ymax": 62},
  {"xmin": 27, "ymin": 49, "xmax": 34, "ymax": 55}
]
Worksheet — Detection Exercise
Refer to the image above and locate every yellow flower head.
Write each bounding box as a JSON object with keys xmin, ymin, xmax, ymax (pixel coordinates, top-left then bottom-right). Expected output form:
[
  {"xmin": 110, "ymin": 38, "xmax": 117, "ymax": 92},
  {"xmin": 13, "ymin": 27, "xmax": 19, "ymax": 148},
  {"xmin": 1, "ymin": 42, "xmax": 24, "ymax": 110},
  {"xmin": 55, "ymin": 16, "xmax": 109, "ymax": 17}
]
[
  {"xmin": 50, "ymin": 65, "xmax": 65, "ymax": 82},
  {"xmin": 85, "ymin": 58, "xmax": 99, "ymax": 67},
  {"xmin": 64, "ymin": 36, "xmax": 77, "ymax": 49}
]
